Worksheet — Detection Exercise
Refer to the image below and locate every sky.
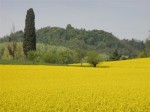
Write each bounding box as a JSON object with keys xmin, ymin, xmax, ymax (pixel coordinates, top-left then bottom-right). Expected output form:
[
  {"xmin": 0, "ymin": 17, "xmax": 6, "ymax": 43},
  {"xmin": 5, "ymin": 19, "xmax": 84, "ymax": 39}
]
[{"xmin": 0, "ymin": 0, "xmax": 150, "ymax": 40}]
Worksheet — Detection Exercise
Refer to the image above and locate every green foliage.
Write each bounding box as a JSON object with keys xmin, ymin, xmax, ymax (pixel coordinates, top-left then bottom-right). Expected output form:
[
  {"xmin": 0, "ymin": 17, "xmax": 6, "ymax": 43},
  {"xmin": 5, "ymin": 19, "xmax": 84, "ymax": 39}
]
[
  {"xmin": 87, "ymin": 51, "xmax": 103, "ymax": 67},
  {"xmin": 1, "ymin": 25, "xmax": 145, "ymax": 57},
  {"xmin": 43, "ymin": 53, "xmax": 57, "ymax": 63},
  {"xmin": 27, "ymin": 51, "xmax": 38, "ymax": 64},
  {"xmin": 66, "ymin": 24, "xmax": 74, "ymax": 30},
  {"xmin": 0, "ymin": 59, "xmax": 33, "ymax": 65},
  {"xmin": 0, "ymin": 42, "xmax": 78, "ymax": 64},
  {"xmin": 75, "ymin": 49, "xmax": 87, "ymax": 66},
  {"xmin": 0, "ymin": 47, "xmax": 4, "ymax": 59},
  {"xmin": 15, "ymin": 44, "xmax": 25, "ymax": 60},
  {"xmin": 23, "ymin": 8, "xmax": 36, "ymax": 56},
  {"xmin": 0, "ymin": 42, "xmax": 25, "ymax": 60},
  {"xmin": 0, "ymin": 31, "xmax": 23, "ymax": 43},
  {"xmin": 36, "ymin": 28, "xmax": 145, "ymax": 56},
  {"xmin": 41, "ymin": 44, "xmax": 77, "ymax": 64},
  {"xmin": 57, "ymin": 49, "xmax": 76, "ymax": 64},
  {"xmin": 145, "ymin": 38, "xmax": 150, "ymax": 56},
  {"xmin": 138, "ymin": 51, "xmax": 147, "ymax": 58},
  {"xmin": 110, "ymin": 49, "xmax": 121, "ymax": 61}
]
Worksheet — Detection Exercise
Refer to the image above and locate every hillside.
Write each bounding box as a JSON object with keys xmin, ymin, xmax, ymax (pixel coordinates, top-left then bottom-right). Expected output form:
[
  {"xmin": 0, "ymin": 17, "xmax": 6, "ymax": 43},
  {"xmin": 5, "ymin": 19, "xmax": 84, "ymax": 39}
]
[{"xmin": 0, "ymin": 24, "xmax": 145, "ymax": 56}]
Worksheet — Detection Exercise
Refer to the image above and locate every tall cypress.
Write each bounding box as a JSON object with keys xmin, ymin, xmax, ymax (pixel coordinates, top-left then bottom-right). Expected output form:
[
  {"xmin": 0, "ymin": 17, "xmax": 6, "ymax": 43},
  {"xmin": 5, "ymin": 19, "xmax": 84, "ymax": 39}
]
[{"xmin": 23, "ymin": 8, "xmax": 36, "ymax": 56}]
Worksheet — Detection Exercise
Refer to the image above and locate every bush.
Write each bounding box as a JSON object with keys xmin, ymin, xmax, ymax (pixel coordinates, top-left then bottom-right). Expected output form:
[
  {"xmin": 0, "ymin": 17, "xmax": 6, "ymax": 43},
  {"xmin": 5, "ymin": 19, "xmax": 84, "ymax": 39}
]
[
  {"xmin": 138, "ymin": 51, "xmax": 147, "ymax": 58},
  {"xmin": 0, "ymin": 43, "xmax": 78, "ymax": 64},
  {"xmin": 43, "ymin": 53, "xmax": 57, "ymax": 63},
  {"xmin": 27, "ymin": 51, "xmax": 38, "ymax": 64},
  {"xmin": 57, "ymin": 49, "xmax": 76, "ymax": 64},
  {"xmin": 40, "ymin": 44, "xmax": 77, "ymax": 64},
  {"xmin": 15, "ymin": 45, "xmax": 25, "ymax": 60},
  {"xmin": 0, "ymin": 42, "xmax": 25, "ymax": 60}
]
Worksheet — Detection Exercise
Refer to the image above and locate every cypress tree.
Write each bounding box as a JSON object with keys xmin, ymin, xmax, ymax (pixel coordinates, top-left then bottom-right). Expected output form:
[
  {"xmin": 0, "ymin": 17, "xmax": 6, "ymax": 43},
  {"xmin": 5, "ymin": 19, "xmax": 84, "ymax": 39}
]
[{"xmin": 23, "ymin": 8, "xmax": 36, "ymax": 56}]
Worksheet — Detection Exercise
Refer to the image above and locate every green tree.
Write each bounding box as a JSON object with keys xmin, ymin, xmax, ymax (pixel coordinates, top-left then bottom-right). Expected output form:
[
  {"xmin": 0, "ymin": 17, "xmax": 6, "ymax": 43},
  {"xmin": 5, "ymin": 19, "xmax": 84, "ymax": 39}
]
[
  {"xmin": 145, "ymin": 38, "xmax": 150, "ymax": 57},
  {"xmin": 66, "ymin": 24, "xmax": 74, "ymax": 30},
  {"xmin": 1, "ymin": 24, "xmax": 145, "ymax": 57},
  {"xmin": 110, "ymin": 49, "xmax": 121, "ymax": 61},
  {"xmin": 138, "ymin": 51, "xmax": 147, "ymax": 58},
  {"xmin": 87, "ymin": 51, "xmax": 103, "ymax": 67},
  {"xmin": 23, "ymin": 8, "xmax": 36, "ymax": 56},
  {"xmin": 0, "ymin": 47, "xmax": 4, "ymax": 59},
  {"xmin": 76, "ymin": 49, "xmax": 86, "ymax": 66}
]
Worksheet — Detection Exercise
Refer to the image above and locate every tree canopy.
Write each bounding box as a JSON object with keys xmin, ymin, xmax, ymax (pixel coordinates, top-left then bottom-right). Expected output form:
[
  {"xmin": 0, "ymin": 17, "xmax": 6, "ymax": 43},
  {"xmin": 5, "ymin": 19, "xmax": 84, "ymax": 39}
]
[{"xmin": 0, "ymin": 25, "xmax": 145, "ymax": 57}]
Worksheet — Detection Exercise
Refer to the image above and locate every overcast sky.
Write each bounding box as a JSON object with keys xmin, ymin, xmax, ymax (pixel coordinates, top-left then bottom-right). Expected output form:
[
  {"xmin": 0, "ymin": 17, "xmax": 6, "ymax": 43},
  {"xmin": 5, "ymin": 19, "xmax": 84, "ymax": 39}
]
[{"xmin": 0, "ymin": 0, "xmax": 150, "ymax": 40}]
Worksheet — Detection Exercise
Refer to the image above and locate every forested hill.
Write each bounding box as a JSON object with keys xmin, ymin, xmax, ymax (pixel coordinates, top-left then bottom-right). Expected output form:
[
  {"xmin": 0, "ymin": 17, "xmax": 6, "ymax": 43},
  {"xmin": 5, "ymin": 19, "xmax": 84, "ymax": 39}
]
[{"xmin": 0, "ymin": 24, "xmax": 145, "ymax": 56}]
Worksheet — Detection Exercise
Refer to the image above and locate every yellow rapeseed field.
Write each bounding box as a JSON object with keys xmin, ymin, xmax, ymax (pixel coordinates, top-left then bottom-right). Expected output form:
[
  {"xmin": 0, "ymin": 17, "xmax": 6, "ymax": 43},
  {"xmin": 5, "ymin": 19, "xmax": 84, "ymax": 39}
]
[{"xmin": 0, "ymin": 58, "xmax": 150, "ymax": 112}]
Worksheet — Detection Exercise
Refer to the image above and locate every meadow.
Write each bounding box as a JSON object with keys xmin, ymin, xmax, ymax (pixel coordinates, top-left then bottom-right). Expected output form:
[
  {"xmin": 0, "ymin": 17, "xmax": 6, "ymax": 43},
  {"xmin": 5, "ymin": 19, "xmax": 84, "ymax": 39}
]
[{"xmin": 0, "ymin": 58, "xmax": 150, "ymax": 112}]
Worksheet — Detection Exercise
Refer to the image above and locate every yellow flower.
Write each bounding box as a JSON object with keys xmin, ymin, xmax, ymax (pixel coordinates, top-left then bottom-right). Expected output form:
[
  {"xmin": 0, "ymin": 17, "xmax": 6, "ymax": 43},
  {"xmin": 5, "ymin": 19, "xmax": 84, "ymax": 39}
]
[{"xmin": 0, "ymin": 58, "xmax": 150, "ymax": 111}]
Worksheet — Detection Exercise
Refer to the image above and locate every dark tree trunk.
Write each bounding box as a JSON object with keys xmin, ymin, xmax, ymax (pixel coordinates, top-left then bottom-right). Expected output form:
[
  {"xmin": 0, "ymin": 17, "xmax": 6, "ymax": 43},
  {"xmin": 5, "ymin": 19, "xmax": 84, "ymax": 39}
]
[
  {"xmin": 93, "ymin": 64, "xmax": 96, "ymax": 67},
  {"xmin": 80, "ymin": 60, "xmax": 82, "ymax": 66}
]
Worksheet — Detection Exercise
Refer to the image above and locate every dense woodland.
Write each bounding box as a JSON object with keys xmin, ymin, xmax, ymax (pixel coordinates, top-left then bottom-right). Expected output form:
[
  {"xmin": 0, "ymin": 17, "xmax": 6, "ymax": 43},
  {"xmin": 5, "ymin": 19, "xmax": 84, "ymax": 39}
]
[{"xmin": 0, "ymin": 24, "xmax": 146, "ymax": 56}]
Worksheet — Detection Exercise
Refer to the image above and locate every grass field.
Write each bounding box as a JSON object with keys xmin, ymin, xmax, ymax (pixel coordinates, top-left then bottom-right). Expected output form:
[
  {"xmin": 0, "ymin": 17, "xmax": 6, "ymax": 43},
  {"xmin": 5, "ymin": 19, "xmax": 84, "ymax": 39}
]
[{"xmin": 0, "ymin": 58, "xmax": 150, "ymax": 112}]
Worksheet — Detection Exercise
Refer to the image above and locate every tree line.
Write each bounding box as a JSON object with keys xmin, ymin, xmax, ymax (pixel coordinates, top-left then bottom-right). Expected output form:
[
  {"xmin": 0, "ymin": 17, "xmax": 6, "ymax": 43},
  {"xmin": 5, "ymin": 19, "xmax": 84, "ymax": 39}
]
[
  {"xmin": 1, "ymin": 26, "xmax": 146, "ymax": 57},
  {"xmin": 0, "ymin": 8, "xmax": 150, "ymax": 67}
]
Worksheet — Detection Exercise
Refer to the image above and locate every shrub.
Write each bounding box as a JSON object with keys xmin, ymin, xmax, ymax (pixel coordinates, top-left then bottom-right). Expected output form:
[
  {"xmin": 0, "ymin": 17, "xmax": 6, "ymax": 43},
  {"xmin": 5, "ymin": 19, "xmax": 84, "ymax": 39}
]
[
  {"xmin": 57, "ymin": 49, "xmax": 76, "ymax": 64},
  {"xmin": 138, "ymin": 51, "xmax": 147, "ymax": 58},
  {"xmin": 43, "ymin": 53, "xmax": 57, "ymax": 63},
  {"xmin": 27, "ymin": 51, "xmax": 38, "ymax": 64}
]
